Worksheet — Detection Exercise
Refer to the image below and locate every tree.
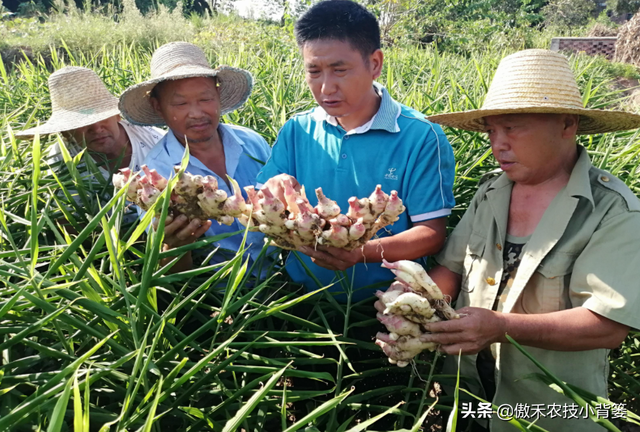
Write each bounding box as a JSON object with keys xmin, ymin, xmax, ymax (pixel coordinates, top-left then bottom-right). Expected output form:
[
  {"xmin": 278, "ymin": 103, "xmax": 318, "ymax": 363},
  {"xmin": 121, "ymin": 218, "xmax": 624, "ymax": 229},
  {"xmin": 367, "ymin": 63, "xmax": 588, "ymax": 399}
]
[{"xmin": 542, "ymin": 0, "xmax": 596, "ymax": 33}]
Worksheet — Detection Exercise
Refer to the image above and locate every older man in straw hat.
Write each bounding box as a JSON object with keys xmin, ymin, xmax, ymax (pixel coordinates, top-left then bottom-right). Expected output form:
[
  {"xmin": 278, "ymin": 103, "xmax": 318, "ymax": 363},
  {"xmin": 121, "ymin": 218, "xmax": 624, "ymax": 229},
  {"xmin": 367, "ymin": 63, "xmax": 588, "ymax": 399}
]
[
  {"xmin": 16, "ymin": 66, "xmax": 164, "ymax": 179},
  {"xmin": 119, "ymin": 42, "xmax": 271, "ymax": 272},
  {"xmin": 375, "ymin": 49, "xmax": 640, "ymax": 432}
]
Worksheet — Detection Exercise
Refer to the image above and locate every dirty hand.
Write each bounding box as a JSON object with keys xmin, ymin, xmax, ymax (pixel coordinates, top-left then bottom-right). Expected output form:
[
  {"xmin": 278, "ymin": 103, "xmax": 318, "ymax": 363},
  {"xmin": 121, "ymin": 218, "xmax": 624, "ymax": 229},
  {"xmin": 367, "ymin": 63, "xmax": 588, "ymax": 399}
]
[
  {"xmin": 298, "ymin": 244, "xmax": 364, "ymax": 271},
  {"xmin": 154, "ymin": 214, "xmax": 212, "ymax": 249},
  {"xmin": 419, "ymin": 307, "xmax": 507, "ymax": 355}
]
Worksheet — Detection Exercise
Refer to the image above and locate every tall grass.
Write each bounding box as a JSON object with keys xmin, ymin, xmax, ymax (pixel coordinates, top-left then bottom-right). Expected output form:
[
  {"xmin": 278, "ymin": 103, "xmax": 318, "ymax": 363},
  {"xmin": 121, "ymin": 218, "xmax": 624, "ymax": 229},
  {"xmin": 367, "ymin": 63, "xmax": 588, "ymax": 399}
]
[{"xmin": 1, "ymin": 11, "xmax": 640, "ymax": 431}]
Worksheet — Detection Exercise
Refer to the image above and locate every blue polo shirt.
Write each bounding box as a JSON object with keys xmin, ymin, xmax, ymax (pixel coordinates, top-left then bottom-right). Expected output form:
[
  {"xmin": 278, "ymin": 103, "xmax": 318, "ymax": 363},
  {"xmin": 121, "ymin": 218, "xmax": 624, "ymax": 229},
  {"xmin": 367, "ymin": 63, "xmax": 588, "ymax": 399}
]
[
  {"xmin": 142, "ymin": 123, "xmax": 271, "ymax": 266},
  {"xmin": 256, "ymin": 83, "xmax": 455, "ymax": 302}
]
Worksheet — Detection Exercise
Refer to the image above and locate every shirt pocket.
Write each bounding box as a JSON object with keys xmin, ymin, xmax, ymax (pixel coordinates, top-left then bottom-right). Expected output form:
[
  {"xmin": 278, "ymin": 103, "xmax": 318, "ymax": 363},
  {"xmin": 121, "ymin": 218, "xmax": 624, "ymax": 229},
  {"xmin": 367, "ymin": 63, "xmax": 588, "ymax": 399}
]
[
  {"xmin": 461, "ymin": 232, "xmax": 487, "ymax": 294},
  {"xmin": 520, "ymin": 251, "xmax": 575, "ymax": 314}
]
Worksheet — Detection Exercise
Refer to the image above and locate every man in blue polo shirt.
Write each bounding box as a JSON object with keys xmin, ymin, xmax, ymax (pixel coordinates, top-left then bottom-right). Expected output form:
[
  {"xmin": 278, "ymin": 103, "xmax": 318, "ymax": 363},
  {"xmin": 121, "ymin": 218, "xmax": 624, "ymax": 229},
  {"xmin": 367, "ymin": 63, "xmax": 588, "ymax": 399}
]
[
  {"xmin": 120, "ymin": 42, "xmax": 271, "ymax": 272},
  {"xmin": 257, "ymin": 0, "xmax": 455, "ymax": 301}
]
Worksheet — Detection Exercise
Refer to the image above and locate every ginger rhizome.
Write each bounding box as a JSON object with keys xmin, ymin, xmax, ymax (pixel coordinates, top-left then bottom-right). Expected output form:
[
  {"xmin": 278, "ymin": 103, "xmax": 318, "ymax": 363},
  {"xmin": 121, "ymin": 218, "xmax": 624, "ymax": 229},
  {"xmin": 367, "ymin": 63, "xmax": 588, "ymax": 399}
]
[
  {"xmin": 375, "ymin": 259, "xmax": 459, "ymax": 367},
  {"xmin": 114, "ymin": 168, "xmax": 406, "ymax": 251}
]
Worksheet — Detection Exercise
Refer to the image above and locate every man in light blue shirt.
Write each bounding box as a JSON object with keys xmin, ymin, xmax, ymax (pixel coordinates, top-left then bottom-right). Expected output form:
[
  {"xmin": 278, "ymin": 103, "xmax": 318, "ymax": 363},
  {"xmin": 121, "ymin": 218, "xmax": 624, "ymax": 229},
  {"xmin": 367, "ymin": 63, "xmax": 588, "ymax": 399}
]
[
  {"xmin": 144, "ymin": 125, "xmax": 271, "ymax": 268},
  {"xmin": 119, "ymin": 42, "xmax": 271, "ymax": 271},
  {"xmin": 257, "ymin": 1, "xmax": 455, "ymax": 302}
]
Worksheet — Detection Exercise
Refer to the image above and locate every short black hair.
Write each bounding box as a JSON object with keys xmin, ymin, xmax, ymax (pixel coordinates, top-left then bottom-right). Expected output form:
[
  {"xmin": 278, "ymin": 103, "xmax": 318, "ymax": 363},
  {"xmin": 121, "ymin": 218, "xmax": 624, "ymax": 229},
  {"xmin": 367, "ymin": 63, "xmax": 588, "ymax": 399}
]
[{"xmin": 295, "ymin": 0, "xmax": 381, "ymax": 59}]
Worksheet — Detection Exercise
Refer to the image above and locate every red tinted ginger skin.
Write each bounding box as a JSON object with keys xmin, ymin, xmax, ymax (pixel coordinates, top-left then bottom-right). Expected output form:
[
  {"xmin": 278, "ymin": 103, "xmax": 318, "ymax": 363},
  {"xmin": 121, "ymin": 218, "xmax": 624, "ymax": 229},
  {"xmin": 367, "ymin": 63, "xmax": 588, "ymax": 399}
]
[
  {"xmin": 113, "ymin": 168, "xmax": 140, "ymax": 202},
  {"xmin": 369, "ymin": 185, "xmax": 389, "ymax": 214},
  {"xmin": 315, "ymin": 187, "xmax": 341, "ymax": 219},
  {"xmin": 257, "ymin": 188, "xmax": 288, "ymax": 235},
  {"xmin": 321, "ymin": 221, "xmax": 350, "ymax": 248},
  {"xmin": 290, "ymin": 199, "xmax": 323, "ymax": 241},
  {"xmin": 282, "ymin": 177, "xmax": 301, "ymax": 215},
  {"xmin": 142, "ymin": 165, "xmax": 168, "ymax": 190},
  {"xmin": 222, "ymin": 178, "xmax": 247, "ymax": 218},
  {"xmin": 348, "ymin": 217, "xmax": 366, "ymax": 240},
  {"xmin": 376, "ymin": 312, "xmax": 422, "ymax": 338}
]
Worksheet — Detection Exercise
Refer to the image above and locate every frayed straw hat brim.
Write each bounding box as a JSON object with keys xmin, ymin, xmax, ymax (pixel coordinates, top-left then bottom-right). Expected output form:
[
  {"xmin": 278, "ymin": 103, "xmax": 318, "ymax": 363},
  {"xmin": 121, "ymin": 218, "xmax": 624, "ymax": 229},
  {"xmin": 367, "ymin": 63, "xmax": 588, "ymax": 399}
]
[
  {"xmin": 119, "ymin": 65, "xmax": 252, "ymax": 127},
  {"xmin": 427, "ymin": 106, "xmax": 640, "ymax": 135},
  {"xmin": 16, "ymin": 66, "xmax": 120, "ymax": 138},
  {"xmin": 16, "ymin": 105, "xmax": 120, "ymax": 138},
  {"xmin": 426, "ymin": 49, "xmax": 640, "ymax": 135}
]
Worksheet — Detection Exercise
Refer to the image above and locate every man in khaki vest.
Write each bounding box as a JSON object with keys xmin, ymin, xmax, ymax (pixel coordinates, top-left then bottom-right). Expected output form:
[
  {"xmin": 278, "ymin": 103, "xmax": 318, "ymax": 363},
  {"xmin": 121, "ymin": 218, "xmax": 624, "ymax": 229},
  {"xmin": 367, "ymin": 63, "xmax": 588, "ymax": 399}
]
[{"xmin": 379, "ymin": 49, "xmax": 640, "ymax": 431}]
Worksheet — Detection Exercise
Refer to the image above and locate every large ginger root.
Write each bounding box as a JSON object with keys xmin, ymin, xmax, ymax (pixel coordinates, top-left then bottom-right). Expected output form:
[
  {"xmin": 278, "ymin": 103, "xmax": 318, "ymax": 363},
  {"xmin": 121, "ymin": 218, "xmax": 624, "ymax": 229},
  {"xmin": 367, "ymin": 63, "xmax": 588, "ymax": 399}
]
[
  {"xmin": 113, "ymin": 168, "xmax": 405, "ymax": 251},
  {"xmin": 113, "ymin": 165, "xmax": 234, "ymax": 226},
  {"xmin": 375, "ymin": 259, "xmax": 459, "ymax": 367},
  {"xmin": 242, "ymin": 179, "xmax": 406, "ymax": 252}
]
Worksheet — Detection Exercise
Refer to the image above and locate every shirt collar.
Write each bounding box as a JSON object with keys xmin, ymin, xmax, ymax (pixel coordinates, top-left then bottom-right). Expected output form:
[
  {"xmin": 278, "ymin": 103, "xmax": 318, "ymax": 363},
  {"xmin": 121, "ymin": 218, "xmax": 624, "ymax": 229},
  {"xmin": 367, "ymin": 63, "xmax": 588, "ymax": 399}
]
[
  {"xmin": 486, "ymin": 146, "xmax": 595, "ymax": 209},
  {"xmin": 565, "ymin": 145, "xmax": 595, "ymax": 209},
  {"xmin": 312, "ymin": 82, "xmax": 401, "ymax": 134},
  {"xmin": 163, "ymin": 124, "xmax": 245, "ymax": 178}
]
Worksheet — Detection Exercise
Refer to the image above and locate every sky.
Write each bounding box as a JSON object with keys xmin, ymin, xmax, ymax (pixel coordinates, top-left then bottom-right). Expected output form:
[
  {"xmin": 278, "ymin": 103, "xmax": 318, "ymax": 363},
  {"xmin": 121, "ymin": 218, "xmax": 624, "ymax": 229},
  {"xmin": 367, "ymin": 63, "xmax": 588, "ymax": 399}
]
[{"xmin": 234, "ymin": 0, "xmax": 289, "ymax": 19}]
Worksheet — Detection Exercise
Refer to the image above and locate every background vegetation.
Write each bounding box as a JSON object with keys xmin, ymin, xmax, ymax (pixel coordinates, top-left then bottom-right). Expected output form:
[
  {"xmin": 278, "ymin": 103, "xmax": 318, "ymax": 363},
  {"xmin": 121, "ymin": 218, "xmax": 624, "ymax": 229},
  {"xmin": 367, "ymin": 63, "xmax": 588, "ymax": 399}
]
[{"xmin": 1, "ymin": 0, "xmax": 640, "ymax": 431}]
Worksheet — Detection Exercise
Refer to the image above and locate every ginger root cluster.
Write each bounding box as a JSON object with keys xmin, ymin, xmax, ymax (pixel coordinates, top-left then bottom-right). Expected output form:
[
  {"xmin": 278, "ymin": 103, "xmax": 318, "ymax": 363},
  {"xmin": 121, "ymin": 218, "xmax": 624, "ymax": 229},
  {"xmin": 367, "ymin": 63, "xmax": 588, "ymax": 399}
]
[
  {"xmin": 113, "ymin": 167, "xmax": 405, "ymax": 251},
  {"xmin": 375, "ymin": 259, "xmax": 459, "ymax": 367}
]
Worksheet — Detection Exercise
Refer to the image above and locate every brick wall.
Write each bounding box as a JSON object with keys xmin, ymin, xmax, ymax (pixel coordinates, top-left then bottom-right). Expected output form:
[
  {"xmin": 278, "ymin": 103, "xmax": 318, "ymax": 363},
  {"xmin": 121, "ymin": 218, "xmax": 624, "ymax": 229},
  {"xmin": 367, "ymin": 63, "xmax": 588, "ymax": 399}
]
[{"xmin": 550, "ymin": 37, "xmax": 617, "ymax": 59}]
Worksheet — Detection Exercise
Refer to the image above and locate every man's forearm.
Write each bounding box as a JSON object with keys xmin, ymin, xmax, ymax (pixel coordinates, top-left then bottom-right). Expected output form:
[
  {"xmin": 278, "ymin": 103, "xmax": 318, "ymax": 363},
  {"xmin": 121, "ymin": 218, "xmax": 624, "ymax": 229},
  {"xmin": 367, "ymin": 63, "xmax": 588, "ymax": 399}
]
[
  {"xmin": 498, "ymin": 307, "xmax": 629, "ymax": 351},
  {"xmin": 361, "ymin": 220, "xmax": 446, "ymax": 263},
  {"xmin": 428, "ymin": 264, "xmax": 462, "ymax": 300}
]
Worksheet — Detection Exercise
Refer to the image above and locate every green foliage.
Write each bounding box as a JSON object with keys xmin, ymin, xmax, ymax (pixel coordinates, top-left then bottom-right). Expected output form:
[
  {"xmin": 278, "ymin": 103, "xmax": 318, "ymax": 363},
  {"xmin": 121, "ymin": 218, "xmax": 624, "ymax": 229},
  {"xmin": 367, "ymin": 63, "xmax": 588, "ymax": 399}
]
[
  {"xmin": 2, "ymin": 7, "xmax": 640, "ymax": 431},
  {"xmin": 542, "ymin": 0, "xmax": 597, "ymax": 34},
  {"xmin": 591, "ymin": 56, "xmax": 640, "ymax": 80},
  {"xmin": 606, "ymin": 0, "xmax": 640, "ymax": 16}
]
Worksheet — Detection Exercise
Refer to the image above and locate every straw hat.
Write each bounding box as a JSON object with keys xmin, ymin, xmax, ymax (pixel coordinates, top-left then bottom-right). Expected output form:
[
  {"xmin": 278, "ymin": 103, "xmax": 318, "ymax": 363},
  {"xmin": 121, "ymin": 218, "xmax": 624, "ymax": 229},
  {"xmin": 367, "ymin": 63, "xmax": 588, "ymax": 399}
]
[
  {"xmin": 16, "ymin": 67, "xmax": 120, "ymax": 138},
  {"xmin": 119, "ymin": 42, "xmax": 253, "ymax": 126},
  {"xmin": 427, "ymin": 49, "xmax": 640, "ymax": 134}
]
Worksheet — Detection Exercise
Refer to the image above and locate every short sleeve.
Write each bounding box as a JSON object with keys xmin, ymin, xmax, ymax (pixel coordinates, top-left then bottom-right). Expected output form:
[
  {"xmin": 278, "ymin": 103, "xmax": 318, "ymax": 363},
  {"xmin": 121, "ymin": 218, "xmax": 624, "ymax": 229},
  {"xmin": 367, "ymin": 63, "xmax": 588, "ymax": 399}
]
[
  {"xmin": 403, "ymin": 122, "xmax": 455, "ymax": 222},
  {"xmin": 256, "ymin": 121, "xmax": 295, "ymax": 186},
  {"xmin": 569, "ymin": 211, "xmax": 640, "ymax": 329},
  {"xmin": 435, "ymin": 183, "xmax": 488, "ymax": 275}
]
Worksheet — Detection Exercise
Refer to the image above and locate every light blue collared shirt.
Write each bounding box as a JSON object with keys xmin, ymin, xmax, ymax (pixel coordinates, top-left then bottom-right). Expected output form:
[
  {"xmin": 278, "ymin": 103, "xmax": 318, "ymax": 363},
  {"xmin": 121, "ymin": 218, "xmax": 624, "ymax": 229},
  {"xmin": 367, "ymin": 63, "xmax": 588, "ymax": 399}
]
[{"xmin": 142, "ymin": 123, "xmax": 272, "ymax": 266}]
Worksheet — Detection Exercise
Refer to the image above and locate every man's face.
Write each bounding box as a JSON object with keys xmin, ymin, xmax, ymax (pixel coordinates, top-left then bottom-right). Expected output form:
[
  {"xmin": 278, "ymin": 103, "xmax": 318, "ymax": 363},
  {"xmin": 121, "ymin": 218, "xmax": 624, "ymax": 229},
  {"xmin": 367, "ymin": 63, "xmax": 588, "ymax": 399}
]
[
  {"xmin": 150, "ymin": 77, "xmax": 220, "ymax": 145},
  {"xmin": 302, "ymin": 39, "xmax": 382, "ymax": 119},
  {"xmin": 484, "ymin": 113, "xmax": 578, "ymax": 185},
  {"xmin": 66, "ymin": 115, "xmax": 123, "ymax": 154}
]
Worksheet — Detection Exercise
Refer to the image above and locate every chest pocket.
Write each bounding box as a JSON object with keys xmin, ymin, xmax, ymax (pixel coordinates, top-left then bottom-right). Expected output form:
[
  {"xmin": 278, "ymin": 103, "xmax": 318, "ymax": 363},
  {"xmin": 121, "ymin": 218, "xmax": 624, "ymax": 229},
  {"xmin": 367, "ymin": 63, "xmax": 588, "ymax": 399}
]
[
  {"xmin": 461, "ymin": 233, "xmax": 487, "ymax": 294},
  {"xmin": 518, "ymin": 251, "xmax": 575, "ymax": 314}
]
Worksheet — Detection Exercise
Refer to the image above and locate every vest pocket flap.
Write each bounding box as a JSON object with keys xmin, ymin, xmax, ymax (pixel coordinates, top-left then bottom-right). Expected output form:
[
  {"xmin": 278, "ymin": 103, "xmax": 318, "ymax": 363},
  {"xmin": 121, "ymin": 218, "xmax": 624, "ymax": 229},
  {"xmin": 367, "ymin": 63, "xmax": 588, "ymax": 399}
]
[
  {"xmin": 467, "ymin": 232, "xmax": 486, "ymax": 257},
  {"xmin": 462, "ymin": 233, "xmax": 487, "ymax": 293},
  {"xmin": 537, "ymin": 251, "xmax": 577, "ymax": 278}
]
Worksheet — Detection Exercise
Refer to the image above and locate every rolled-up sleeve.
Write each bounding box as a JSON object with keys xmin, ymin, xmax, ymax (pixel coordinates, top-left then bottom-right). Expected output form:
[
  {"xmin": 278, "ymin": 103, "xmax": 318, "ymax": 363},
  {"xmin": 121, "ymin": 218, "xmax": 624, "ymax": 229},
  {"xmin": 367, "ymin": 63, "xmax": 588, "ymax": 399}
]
[{"xmin": 569, "ymin": 210, "xmax": 640, "ymax": 329}]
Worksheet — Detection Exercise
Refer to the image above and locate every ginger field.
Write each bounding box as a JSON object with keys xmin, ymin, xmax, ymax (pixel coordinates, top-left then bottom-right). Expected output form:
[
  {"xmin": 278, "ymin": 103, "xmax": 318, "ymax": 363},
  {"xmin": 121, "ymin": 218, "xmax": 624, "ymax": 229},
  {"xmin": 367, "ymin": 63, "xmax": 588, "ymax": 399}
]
[{"xmin": 1, "ymin": 7, "xmax": 640, "ymax": 432}]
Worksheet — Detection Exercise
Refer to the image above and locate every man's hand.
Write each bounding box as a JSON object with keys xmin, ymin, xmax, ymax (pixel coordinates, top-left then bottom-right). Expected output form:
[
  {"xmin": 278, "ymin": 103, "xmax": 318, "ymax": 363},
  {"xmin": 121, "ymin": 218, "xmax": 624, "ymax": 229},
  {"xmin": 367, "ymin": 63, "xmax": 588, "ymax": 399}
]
[
  {"xmin": 154, "ymin": 214, "xmax": 212, "ymax": 249},
  {"xmin": 261, "ymin": 174, "xmax": 301, "ymax": 205},
  {"xmin": 419, "ymin": 307, "xmax": 506, "ymax": 355},
  {"xmin": 298, "ymin": 244, "xmax": 364, "ymax": 271}
]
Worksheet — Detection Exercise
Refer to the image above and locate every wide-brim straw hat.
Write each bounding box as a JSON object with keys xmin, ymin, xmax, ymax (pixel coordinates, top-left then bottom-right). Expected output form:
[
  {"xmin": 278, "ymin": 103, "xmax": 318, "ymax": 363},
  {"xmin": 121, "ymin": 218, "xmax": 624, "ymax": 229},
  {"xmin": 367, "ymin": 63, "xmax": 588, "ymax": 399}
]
[
  {"xmin": 16, "ymin": 66, "xmax": 120, "ymax": 138},
  {"xmin": 119, "ymin": 42, "xmax": 253, "ymax": 126},
  {"xmin": 427, "ymin": 49, "xmax": 640, "ymax": 135}
]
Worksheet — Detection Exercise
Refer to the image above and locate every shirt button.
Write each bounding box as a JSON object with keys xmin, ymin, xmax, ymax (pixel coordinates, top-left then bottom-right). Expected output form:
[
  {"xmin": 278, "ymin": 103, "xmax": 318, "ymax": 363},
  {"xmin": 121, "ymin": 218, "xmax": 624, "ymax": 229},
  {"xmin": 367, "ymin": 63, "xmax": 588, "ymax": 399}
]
[
  {"xmin": 600, "ymin": 175, "xmax": 610, "ymax": 182},
  {"xmin": 344, "ymin": 135, "xmax": 350, "ymax": 140},
  {"xmin": 486, "ymin": 277, "xmax": 496, "ymax": 286},
  {"xmin": 341, "ymin": 154, "xmax": 347, "ymax": 159},
  {"xmin": 496, "ymin": 243, "xmax": 502, "ymax": 251}
]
